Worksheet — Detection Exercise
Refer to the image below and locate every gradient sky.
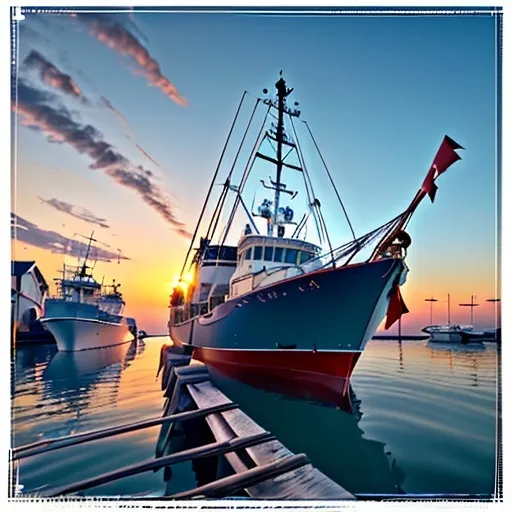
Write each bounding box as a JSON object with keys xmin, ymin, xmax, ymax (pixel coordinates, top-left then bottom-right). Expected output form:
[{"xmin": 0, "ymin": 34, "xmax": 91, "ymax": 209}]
[{"xmin": 11, "ymin": 8, "xmax": 500, "ymax": 333}]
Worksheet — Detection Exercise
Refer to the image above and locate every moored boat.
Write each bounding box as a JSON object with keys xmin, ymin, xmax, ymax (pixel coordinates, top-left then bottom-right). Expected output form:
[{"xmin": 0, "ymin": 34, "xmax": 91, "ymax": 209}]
[
  {"xmin": 423, "ymin": 294, "xmax": 479, "ymax": 343},
  {"xmin": 41, "ymin": 233, "xmax": 135, "ymax": 352},
  {"xmin": 169, "ymin": 75, "xmax": 464, "ymax": 397}
]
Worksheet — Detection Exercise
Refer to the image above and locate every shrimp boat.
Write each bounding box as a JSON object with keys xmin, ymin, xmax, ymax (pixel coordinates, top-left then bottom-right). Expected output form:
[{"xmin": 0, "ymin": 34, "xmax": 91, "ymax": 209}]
[
  {"xmin": 168, "ymin": 75, "xmax": 464, "ymax": 397},
  {"xmin": 41, "ymin": 233, "xmax": 136, "ymax": 352}
]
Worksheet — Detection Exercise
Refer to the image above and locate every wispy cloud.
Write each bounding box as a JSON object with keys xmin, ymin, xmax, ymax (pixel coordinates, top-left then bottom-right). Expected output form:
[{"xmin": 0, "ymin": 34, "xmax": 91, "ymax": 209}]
[
  {"xmin": 23, "ymin": 50, "xmax": 167, "ymax": 177},
  {"xmin": 75, "ymin": 13, "xmax": 187, "ymax": 106},
  {"xmin": 101, "ymin": 96, "xmax": 134, "ymax": 137},
  {"xmin": 11, "ymin": 213, "xmax": 127, "ymax": 262},
  {"xmin": 14, "ymin": 79, "xmax": 191, "ymax": 237},
  {"xmin": 135, "ymin": 143, "xmax": 165, "ymax": 172},
  {"xmin": 38, "ymin": 197, "xmax": 110, "ymax": 228},
  {"xmin": 101, "ymin": 97, "xmax": 166, "ymax": 174},
  {"xmin": 23, "ymin": 50, "xmax": 88, "ymax": 104}
]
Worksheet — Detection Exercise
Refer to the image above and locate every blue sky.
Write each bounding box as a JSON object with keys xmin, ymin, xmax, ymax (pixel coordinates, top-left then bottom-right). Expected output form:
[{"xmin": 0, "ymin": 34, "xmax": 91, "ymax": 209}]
[{"xmin": 11, "ymin": 9, "xmax": 499, "ymax": 331}]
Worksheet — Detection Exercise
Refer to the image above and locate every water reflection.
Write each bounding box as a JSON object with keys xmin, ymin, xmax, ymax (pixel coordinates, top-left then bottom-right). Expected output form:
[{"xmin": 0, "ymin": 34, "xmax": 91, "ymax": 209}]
[
  {"xmin": 13, "ymin": 339, "xmax": 143, "ymax": 443},
  {"xmin": 426, "ymin": 341, "xmax": 486, "ymax": 388},
  {"xmin": 155, "ymin": 362, "xmax": 407, "ymax": 496}
]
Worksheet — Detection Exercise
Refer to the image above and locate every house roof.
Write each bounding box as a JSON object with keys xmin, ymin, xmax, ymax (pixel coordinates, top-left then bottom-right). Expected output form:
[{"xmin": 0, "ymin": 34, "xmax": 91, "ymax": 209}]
[
  {"xmin": 11, "ymin": 261, "xmax": 49, "ymax": 291},
  {"xmin": 11, "ymin": 261, "xmax": 35, "ymax": 277}
]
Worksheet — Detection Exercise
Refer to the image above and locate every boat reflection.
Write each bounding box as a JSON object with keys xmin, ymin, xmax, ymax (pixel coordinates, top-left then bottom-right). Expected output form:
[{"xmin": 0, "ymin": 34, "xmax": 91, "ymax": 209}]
[
  {"xmin": 155, "ymin": 361, "xmax": 406, "ymax": 496},
  {"xmin": 426, "ymin": 340, "xmax": 487, "ymax": 387},
  {"xmin": 13, "ymin": 339, "xmax": 142, "ymax": 442}
]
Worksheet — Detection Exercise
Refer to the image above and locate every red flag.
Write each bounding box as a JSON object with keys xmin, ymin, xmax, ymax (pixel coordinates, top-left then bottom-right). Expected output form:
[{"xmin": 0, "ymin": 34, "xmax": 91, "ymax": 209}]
[
  {"xmin": 385, "ymin": 286, "xmax": 409, "ymax": 330},
  {"xmin": 421, "ymin": 135, "xmax": 463, "ymax": 202}
]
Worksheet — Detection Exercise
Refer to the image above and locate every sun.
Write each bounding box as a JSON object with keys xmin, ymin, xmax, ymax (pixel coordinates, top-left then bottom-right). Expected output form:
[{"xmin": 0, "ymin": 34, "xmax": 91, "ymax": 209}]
[{"xmin": 168, "ymin": 270, "xmax": 195, "ymax": 296}]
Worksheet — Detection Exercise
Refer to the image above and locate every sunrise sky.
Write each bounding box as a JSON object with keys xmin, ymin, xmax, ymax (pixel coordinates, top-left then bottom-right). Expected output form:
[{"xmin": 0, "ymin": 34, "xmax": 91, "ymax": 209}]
[{"xmin": 10, "ymin": 7, "xmax": 500, "ymax": 333}]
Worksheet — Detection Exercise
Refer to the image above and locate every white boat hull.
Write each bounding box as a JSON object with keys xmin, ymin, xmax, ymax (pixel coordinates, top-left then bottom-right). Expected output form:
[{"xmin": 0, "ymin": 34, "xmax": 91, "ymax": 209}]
[
  {"xmin": 428, "ymin": 331, "xmax": 465, "ymax": 343},
  {"xmin": 41, "ymin": 318, "xmax": 134, "ymax": 352}
]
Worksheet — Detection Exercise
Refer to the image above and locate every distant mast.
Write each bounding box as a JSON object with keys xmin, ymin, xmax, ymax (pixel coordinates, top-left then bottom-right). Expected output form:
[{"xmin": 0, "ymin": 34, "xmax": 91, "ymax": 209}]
[
  {"xmin": 424, "ymin": 296, "xmax": 438, "ymax": 326},
  {"xmin": 459, "ymin": 295, "xmax": 480, "ymax": 325}
]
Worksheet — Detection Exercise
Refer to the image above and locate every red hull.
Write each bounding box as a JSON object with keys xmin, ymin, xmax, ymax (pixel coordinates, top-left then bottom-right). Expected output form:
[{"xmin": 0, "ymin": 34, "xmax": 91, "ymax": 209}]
[{"xmin": 192, "ymin": 346, "xmax": 361, "ymax": 405}]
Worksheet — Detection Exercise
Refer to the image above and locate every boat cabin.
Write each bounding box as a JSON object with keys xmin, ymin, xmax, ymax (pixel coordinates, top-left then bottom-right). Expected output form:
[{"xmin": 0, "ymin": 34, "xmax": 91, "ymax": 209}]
[
  {"xmin": 60, "ymin": 276, "xmax": 101, "ymax": 304},
  {"xmin": 229, "ymin": 235, "xmax": 322, "ymax": 297},
  {"xmin": 190, "ymin": 244, "xmax": 238, "ymax": 312}
]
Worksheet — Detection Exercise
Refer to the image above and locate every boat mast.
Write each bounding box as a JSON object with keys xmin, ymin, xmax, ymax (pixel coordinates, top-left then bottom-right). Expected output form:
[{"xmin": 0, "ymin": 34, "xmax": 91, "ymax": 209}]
[
  {"xmin": 447, "ymin": 293, "xmax": 451, "ymax": 324},
  {"xmin": 79, "ymin": 231, "xmax": 96, "ymax": 278},
  {"xmin": 459, "ymin": 295, "xmax": 480, "ymax": 325},
  {"xmin": 273, "ymin": 77, "xmax": 288, "ymax": 234},
  {"xmin": 424, "ymin": 296, "xmax": 438, "ymax": 326}
]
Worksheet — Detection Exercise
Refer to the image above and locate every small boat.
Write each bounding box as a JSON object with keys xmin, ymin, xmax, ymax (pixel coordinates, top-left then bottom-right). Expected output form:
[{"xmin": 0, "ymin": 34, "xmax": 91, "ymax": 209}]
[
  {"xmin": 40, "ymin": 233, "xmax": 136, "ymax": 352},
  {"xmin": 422, "ymin": 294, "xmax": 479, "ymax": 343},
  {"xmin": 168, "ymin": 74, "xmax": 464, "ymax": 397},
  {"xmin": 423, "ymin": 324, "xmax": 475, "ymax": 343}
]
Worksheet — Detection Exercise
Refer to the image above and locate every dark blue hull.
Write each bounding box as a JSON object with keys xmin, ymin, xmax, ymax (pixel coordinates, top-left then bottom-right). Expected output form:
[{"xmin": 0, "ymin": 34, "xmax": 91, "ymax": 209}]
[{"xmin": 170, "ymin": 258, "xmax": 406, "ymax": 353}]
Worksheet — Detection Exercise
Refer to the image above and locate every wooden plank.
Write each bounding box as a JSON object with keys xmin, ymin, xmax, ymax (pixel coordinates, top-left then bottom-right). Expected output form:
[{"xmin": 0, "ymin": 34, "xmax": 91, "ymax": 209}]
[
  {"xmin": 13, "ymin": 402, "xmax": 238, "ymax": 460},
  {"xmin": 171, "ymin": 454, "xmax": 310, "ymax": 499},
  {"xmin": 41, "ymin": 432, "xmax": 275, "ymax": 497},
  {"xmin": 187, "ymin": 381, "xmax": 354, "ymax": 499}
]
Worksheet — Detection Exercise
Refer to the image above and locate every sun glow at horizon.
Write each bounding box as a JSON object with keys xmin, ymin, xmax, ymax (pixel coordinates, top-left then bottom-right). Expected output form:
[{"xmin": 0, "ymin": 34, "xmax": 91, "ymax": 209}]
[{"xmin": 169, "ymin": 270, "xmax": 195, "ymax": 296}]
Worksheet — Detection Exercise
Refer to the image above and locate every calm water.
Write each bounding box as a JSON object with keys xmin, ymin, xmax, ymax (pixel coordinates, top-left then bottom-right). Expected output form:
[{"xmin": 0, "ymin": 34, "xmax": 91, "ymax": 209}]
[{"xmin": 11, "ymin": 337, "xmax": 498, "ymax": 497}]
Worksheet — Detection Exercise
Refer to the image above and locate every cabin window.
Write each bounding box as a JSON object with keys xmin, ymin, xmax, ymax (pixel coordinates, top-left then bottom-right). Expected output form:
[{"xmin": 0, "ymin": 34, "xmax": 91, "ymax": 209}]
[
  {"xmin": 299, "ymin": 251, "xmax": 314, "ymax": 264},
  {"xmin": 264, "ymin": 246, "xmax": 274, "ymax": 261},
  {"xmin": 273, "ymin": 247, "xmax": 284, "ymax": 262},
  {"xmin": 253, "ymin": 246, "xmax": 263, "ymax": 260},
  {"xmin": 284, "ymin": 248, "xmax": 299, "ymax": 265},
  {"xmin": 246, "ymin": 247, "xmax": 253, "ymax": 260}
]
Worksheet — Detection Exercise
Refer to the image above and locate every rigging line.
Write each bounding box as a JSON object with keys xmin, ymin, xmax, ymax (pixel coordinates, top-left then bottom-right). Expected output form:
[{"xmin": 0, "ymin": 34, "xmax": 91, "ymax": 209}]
[
  {"xmin": 205, "ymin": 184, "xmax": 229, "ymax": 243},
  {"xmin": 367, "ymin": 211, "xmax": 408, "ymax": 263},
  {"xmin": 289, "ymin": 115, "xmax": 324, "ymax": 246},
  {"xmin": 311, "ymin": 213, "xmax": 403, "ymax": 269},
  {"xmin": 179, "ymin": 91, "xmax": 248, "ymax": 279},
  {"xmin": 303, "ymin": 120, "xmax": 357, "ymax": 242},
  {"xmin": 282, "ymin": 146, "xmax": 295, "ymax": 162},
  {"xmin": 318, "ymin": 209, "xmax": 335, "ymax": 268},
  {"xmin": 218, "ymin": 105, "xmax": 272, "ymax": 247},
  {"xmin": 292, "ymin": 212, "xmax": 308, "ymax": 238},
  {"xmin": 207, "ymin": 97, "xmax": 262, "ymax": 244},
  {"xmin": 237, "ymin": 193, "xmax": 260, "ymax": 234}
]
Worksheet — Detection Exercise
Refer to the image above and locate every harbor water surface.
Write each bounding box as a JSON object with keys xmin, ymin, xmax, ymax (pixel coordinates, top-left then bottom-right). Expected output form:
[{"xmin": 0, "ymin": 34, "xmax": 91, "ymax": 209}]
[{"xmin": 12, "ymin": 337, "xmax": 497, "ymax": 497}]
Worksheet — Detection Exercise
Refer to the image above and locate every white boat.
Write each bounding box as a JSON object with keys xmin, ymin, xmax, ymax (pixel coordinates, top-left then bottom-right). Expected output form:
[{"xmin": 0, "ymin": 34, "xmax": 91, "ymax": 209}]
[
  {"xmin": 422, "ymin": 294, "xmax": 478, "ymax": 343},
  {"xmin": 423, "ymin": 324, "xmax": 474, "ymax": 343},
  {"xmin": 40, "ymin": 233, "xmax": 136, "ymax": 352}
]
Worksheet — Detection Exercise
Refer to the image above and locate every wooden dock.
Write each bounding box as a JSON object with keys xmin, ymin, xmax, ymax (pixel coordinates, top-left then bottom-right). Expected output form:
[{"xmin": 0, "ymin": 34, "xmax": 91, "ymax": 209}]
[
  {"xmin": 11, "ymin": 342, "xmax": 353, "ymax": 499},
  {"xmin": 157, "ymin": 343, "xmax": 355, "ymax": 500}
]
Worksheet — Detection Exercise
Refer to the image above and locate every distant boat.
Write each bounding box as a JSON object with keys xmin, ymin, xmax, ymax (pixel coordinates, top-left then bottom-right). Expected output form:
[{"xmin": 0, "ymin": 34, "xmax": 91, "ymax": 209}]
[
  {"xmin": 168, "ymin": 75, "xmax": 464, "ymax": 398},
  {"xmin": 422, "ymin": 294, "xmax": 478, "ymax": 343},
  {"xmin": 40, "ymin": 232, "xmax": 136, "ymax": 352},
  {"xmin": 423, "ymin": 324, "xmax": 475, "ymax": 343}
]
